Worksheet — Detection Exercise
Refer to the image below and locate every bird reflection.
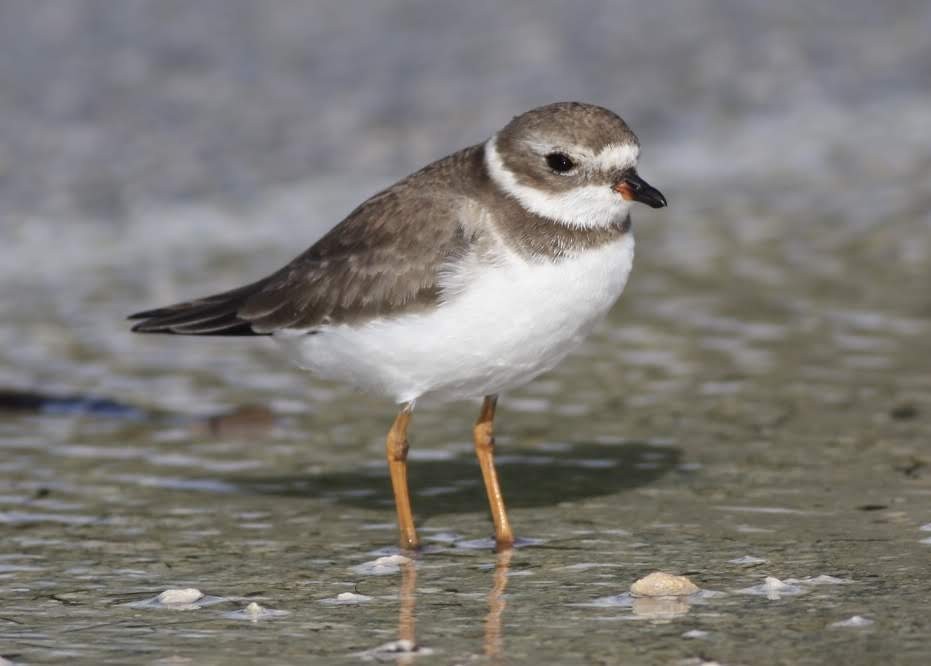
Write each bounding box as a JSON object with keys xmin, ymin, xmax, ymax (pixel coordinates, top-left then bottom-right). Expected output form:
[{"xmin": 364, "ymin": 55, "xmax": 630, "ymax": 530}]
[{"xmin": 392, "ymin": 549, "xmax": 513, "ymax": 663}]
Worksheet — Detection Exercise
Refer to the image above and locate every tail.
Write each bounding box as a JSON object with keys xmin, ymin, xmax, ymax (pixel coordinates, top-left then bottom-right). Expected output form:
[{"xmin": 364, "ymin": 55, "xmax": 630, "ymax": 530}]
[{"xmin": 128, "ymin": 280, "xmax": 269, "ymax": 336}]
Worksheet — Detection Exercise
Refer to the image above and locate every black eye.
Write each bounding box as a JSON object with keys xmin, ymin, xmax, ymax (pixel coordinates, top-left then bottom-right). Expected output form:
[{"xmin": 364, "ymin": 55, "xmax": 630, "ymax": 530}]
[{"xmin": 545, "ymin": 152, "xmax": 575, "ymax": 173}]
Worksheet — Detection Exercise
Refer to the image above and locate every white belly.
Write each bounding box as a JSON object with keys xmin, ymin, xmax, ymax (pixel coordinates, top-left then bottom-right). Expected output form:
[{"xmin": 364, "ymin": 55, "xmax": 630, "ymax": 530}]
[{"xmin": 276, "ymin": 235, "xmax": 634, "ymax": 403}]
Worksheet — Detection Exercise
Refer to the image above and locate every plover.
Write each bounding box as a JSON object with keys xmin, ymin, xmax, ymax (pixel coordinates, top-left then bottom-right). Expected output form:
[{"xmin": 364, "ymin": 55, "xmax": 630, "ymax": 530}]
[{"xmin": 130, "ymin": 102, "xmax": 666, "ymax": 550}]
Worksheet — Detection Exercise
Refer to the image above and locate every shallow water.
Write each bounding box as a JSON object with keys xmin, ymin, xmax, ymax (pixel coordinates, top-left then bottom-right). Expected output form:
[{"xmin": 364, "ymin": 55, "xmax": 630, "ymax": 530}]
[{"xmin": 2, "ymin": 2, "xmax": 931, "ymax": 664}]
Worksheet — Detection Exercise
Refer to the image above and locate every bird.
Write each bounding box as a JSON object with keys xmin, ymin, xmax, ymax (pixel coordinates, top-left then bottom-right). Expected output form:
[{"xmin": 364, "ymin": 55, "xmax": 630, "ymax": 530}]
[{"xmin": 129, "ymin": 102, "xmax": 667, "ymax": 551}]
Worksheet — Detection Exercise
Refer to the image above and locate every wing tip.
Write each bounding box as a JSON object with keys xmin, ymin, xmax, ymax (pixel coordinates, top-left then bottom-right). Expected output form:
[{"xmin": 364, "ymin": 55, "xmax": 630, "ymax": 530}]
[
  {"xmin": 128, "ymin": 309, "xmax": 163, "ymax": 322},
  {"xmin": 129, "ymin": 317, "xmax": 175, "ymax": 334},
  {"xmin": 129, "ymin": 311, "xmax": 266, "ymax": 337}
]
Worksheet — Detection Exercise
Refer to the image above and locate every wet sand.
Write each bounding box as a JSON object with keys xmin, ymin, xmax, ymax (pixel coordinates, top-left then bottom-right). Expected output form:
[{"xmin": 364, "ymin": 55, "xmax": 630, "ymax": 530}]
[{"xmin": 2, "ymin": 2, "xmax": 931, "ymax": 664}]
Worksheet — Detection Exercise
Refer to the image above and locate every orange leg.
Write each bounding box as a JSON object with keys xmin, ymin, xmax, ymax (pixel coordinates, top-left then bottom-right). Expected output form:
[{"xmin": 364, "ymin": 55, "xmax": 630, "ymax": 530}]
[
  {"xmin": 386, "ymin": 403, "xmax": 419, "ymax": 551},
  {"xmin": 473, "ymin": 395, "xmax": 515, "ymax": 548}
]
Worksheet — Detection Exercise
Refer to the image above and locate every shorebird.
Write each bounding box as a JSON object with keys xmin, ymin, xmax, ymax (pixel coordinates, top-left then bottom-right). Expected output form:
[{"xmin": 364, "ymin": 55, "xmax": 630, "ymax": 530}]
[{"xmin": 130, "ymin": 102, "xmax": 667, "ymax": 550}]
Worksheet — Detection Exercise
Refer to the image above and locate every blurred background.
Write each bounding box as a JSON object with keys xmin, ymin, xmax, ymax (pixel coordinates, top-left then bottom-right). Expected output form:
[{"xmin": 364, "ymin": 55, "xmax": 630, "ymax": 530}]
[
  {"xmin": 2, "ymin": 1, "xmax": 930, "ymax": 663},
  {"xmin": 2, "ymin": 0, "xmax": 930, "ymax": 403}
]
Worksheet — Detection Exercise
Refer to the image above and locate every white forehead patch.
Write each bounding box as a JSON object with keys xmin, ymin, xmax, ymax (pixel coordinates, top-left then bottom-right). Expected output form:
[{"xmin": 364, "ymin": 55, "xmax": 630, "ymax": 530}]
[
  {"xmin": 593, "ymin": 142, "xmax": 640, "ymax": 172},
  {"xmin": 484, "ymin": 135, "xmax": 632, "ymax": 230}
]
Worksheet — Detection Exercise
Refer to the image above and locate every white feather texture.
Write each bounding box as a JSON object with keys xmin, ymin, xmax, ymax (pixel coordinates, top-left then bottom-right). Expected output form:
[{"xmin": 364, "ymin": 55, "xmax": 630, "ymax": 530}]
[
  {"xmin": 593, "ymin": 142, "xmax": 640, "ymax": 172},
  {"xmin": 277, "ymin": 234, "xmax": 635, "ymax": 403},
  {"xmin": 484, "ymin": 136, "xmax": 636, "ymax": 229}
]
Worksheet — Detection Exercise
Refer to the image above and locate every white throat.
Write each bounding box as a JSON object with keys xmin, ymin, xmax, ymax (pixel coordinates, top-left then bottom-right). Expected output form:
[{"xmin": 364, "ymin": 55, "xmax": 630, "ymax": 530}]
[{"xmin": 484, "ymin": 135, "xmax": 634, "ymax": 230}]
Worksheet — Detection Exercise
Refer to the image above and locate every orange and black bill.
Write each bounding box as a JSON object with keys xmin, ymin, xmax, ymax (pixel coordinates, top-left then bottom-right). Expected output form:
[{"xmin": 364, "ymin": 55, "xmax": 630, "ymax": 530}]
[{"xmin": 614, "ymin": 172, "xmax": 667, "ymax": 209}]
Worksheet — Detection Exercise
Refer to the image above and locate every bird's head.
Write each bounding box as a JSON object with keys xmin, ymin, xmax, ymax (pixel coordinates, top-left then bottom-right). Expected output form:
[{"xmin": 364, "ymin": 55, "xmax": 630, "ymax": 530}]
[{"xmin": 485, "ymin": 102, "xmax": 666, "ymax": 229}]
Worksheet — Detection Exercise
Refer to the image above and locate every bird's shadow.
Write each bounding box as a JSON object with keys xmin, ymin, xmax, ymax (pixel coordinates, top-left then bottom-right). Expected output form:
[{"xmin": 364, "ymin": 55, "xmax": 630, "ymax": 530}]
[
  {"xmin": 229, "ymin": 441, "xmax": 681, "ymax": 519},
  {"xmin": 0, "ymin": 389, "xmax": 681, "ymax": 518}
]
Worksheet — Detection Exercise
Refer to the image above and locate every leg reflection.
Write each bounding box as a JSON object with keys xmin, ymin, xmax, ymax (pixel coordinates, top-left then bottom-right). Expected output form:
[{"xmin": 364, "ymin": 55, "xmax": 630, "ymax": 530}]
[
  {"xmin": 484, "ymin": 548, "xmax": 513, "ymax": 660},
  {"xmin": 390, "ymin": 551, "xmax": 511, "ymax": 663},
  {"xmin": 397, "ymin": 558, "xmax": 417, "ymax": 665}
]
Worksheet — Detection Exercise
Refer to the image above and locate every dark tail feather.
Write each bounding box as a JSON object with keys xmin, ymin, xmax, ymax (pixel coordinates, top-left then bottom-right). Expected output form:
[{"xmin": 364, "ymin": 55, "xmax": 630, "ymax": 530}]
[{"xmin": 129, "ymin": 280, "xmax": 269, "ymax": 336}]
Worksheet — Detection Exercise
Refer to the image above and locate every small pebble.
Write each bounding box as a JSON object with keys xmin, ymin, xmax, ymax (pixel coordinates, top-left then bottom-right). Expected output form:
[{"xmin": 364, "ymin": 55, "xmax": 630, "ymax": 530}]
[
  {"xmin": 376, "ymin": 640, "xmax": 417, "ymax": 653},
  {"xmin": 127, "ymin": 588, "xmax": 224, "ymax": 610},
  {"xmin": 728, "ymin": 555, "xmax": 767, "ymax": 566},
  {"xmin": 351, "ymin": 554, "xmax": 412, "ymax": 575},
  {"xmin": 682, "ymin": 629, "xmax": 710, "ymax": 639},
  {"xmin": 786, "ymin": 575, "xmax": 851, "ymax": 585},
  {"xmin": 358, "ymin": 639, "xmax": 434, "ymax": 661},
  {"xmin": 630, "ymin": 572, "xmax": 699, "ymax": 597},
  {"xmin": 736, "ymin": 576, "xmax": 805, "ymax": 599},
  {"xmin": 223, "ymin": 601, "xmax": 290, "ymax": 621},
  {"xmin": 321, "ymin": 592, "xmax": 374, "ymax": 605},
  {"xmin": 156, "ymin": 588, "xmax": 204, "ymax": 605},
  {"xmin": 830, "ymin": 615, "xmax": 874, "ymax": 628}
]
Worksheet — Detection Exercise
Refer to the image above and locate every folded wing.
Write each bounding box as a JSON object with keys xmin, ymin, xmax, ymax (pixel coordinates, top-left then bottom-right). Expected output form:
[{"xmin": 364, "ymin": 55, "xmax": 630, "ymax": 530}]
[{"xmin": 130, "ymin": 187, "xmax": 473, "ymax": 336}]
